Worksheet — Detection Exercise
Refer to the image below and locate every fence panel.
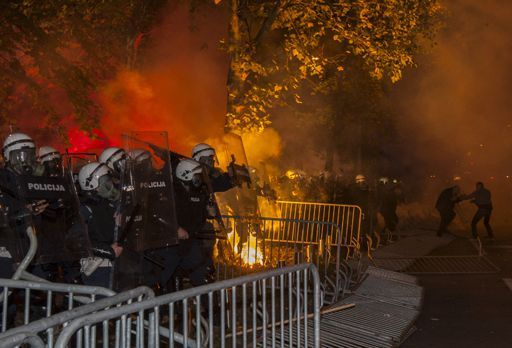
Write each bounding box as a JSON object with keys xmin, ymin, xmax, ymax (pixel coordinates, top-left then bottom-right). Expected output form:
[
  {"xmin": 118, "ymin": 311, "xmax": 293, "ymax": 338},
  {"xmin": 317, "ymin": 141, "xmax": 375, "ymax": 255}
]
[
  {"xmin": 276, "ymin": 201, "xmax": 362, "ymax": 255},
  {"xmin": 217, "ymin": 215, "xmax": 345, "ymax": 302},
  {"xmin": 0, "ymin": 331, "xmax": 45, "ymax": 348},
  {"xmin": 0, "ymin": 278, "xmax": 153, "ymax": 347},
  {"xmin": 54, "ymin": 263, "xmax": 321, "ymax": 348}
]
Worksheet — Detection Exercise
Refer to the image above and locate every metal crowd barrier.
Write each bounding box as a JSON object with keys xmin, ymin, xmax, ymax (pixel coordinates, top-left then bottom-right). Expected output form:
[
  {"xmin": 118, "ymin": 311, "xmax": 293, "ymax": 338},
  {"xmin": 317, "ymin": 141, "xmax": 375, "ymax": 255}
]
[
  {"xmin": 0, "ymin": 278, "xmax": 154, "ymax": 347},
  {"xmin": 1, "ymin": 331, "xmax": 45, "ymax": 348},
  {"xmin": 217, "ymin": 216, "xmax": 346, "ymax": 302},
  {"xmin": 53, "ymin": 263, "xmax": 321, "ymax": 348},
  {"xmin": 276, "ymin": 201, "xmax": 363, "ymax": 257}
]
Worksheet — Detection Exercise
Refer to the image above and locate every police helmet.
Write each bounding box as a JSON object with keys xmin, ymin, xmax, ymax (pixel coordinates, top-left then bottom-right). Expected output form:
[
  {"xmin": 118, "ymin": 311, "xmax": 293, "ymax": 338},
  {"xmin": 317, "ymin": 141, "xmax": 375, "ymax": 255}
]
[
  {"xmin": 192, "ymin": 143, "xmax": 215, "ymax": 161},
  {"xmin": 99, "ymin": 147, "xmax": 127, "ymax": 173},
  {"xmin": 78, "ymin": 162, "xmax": 110, "ymax": 191},
  {"xmin": 355, "ymin": 174, "xmax": 366, "ymax": 184},
  {"xmin": 378, "ymin": 177, "xmax": 389, "ymax": 185},
  {"xmin": 38, "ymin": 146, "xmax": 61, "ymax": 163},
  {"xmin": 3, "ymin": 133, "xmax": 35, "ymax": 162},
  {"xmin": 128, "ymin": 148, "xmax": 152, "ymax": 163},
  {"xmin": 176, "ymin": 159, "xmax": 203, "ymax": 182}
]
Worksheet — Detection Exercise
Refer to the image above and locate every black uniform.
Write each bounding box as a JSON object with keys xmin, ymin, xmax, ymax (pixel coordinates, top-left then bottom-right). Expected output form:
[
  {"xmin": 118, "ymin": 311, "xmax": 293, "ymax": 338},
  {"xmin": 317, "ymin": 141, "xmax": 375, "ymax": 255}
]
[
  {"xmin": 379, "ymin": 186, "xmax": 399, "ymax": 235},
  {"xmin": 435, "ymin": 186, "xmax": 460, "ymax": 236},
  {"xmin": 349, "ymin": 183, "xmax": 377, "ymax": 245},
  {"xmin": 0, "ymin": 168, "xmax": 42, "ymax": 276},
  {"xmin": 0, "ymin": 169, "xmax": 22, "ymax": 278},
  {"xmin": 80, "ymin": 195, "xmax": 117, "ymax": 288},
  {"xmin": 155, "ymin": 180, "xmax": 210, "ymax": 290}
]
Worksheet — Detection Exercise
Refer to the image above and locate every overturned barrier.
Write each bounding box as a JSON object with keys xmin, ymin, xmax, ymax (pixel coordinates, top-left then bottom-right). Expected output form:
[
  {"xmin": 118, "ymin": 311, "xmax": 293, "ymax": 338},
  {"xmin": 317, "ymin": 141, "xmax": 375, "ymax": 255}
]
[
  {"xmin": 0, "ymin": 279, "xmax": 153, "ymax": 347},
  {"xmin": 276, "ymin": 201, "xmax": 362, "ymax": 257},
  {"xmin": 0, "ymin": 331, "xmax": 45, "ymax": 348},
  {"xmin": 217, "ymin": 216, "xmax": 347, "ymax": 302},
  {"xmin": 1, "ymin": 278, "xmax": 113, "ymax": 333},
  {"xmin": 53, "ymin": 263, "xmax": 321, "ymax": 348}
]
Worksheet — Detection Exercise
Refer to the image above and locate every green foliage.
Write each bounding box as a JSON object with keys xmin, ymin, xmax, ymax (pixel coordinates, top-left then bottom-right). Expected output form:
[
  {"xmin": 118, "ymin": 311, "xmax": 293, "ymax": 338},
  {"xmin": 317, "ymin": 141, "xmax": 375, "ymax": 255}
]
[
  {"xmin": 0, "ymin": 0, "xmax": 167, "ymax": 133},
  {"xmin": 222, "ymin": 0, "xmax": 443, "ymax": 132}
]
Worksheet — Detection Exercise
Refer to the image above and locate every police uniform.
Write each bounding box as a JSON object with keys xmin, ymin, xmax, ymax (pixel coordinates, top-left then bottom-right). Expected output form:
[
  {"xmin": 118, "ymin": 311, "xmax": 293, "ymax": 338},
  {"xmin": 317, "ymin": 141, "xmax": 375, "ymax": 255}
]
[
  {"xmin": 0, "ymin": 167, "xmax": 43, "ymax": 277},
  {"xmin": 80, "ymin": 196, "xmax": 117, "ymax": 288},
  {"xmin": 349, "ymin": 182, "xmax": 377, "ymax": 244},
  {"xmin": 379, "ymin": 186, "xmax": 400, "ymax": 235},
  {"xmin": 155, "ymin": 180, "xmax": 210, "ymax": 291}
]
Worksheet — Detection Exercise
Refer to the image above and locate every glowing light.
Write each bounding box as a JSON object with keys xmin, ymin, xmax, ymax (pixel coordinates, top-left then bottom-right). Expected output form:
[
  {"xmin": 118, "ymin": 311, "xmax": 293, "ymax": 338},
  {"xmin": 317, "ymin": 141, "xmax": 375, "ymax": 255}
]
[
  {"xmin": 240, "ymin": 233, "xmax": 264, "ymax": 266},
  {"xmin": 224, "ymin": 208, "xmax": 264, "ymax": 267}
]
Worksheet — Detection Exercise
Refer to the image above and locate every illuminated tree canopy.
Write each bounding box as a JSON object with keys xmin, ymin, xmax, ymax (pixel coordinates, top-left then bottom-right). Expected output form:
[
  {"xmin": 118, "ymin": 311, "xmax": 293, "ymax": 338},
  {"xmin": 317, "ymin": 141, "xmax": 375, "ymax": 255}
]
[
  {"xmin": 0, "ymin": 0, "xmax": 442, "ymax": 138},
  {"xmin": 221, "ymin": 0, "xmax": 443, "ymax": 132}
]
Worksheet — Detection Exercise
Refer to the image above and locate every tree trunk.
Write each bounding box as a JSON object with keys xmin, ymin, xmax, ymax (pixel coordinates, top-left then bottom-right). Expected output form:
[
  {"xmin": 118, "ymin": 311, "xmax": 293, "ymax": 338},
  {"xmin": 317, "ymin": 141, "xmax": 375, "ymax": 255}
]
[{"xmin": 225, "ymin": 0, "xmax": 242, "ymax": 132}]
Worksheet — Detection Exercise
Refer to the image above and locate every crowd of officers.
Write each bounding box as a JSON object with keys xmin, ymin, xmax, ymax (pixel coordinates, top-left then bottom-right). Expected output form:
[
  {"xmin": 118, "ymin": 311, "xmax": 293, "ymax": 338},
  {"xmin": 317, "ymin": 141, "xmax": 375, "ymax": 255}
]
[
  {"xmin": 0, "ymin": 132, "xmax": 247, "ymax": 293},
  {"xmin": 1, "ymin": 130, "xmax": 492, "ymax": 298}
]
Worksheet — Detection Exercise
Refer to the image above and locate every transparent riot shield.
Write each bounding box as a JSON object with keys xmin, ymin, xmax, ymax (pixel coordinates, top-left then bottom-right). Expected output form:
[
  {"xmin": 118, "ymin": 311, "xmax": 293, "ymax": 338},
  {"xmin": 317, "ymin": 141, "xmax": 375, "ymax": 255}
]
[
  {"xmin": 0, "ymin": 172, "xmax": 24, "ymax": 266},
  {"xmin": 62, "ymin": 152, "xmax": 98, "ymax": 194},
  {"xmin": 114, "ymin": 131, "xmax": 178, "ymax": 290},
  {"xmin": 213, "ymin": 133, "xmax": 258, "ymax": 217},
  {"xmin": 0, "ymin": 166, "xmax": 91, "ymax": 266}
]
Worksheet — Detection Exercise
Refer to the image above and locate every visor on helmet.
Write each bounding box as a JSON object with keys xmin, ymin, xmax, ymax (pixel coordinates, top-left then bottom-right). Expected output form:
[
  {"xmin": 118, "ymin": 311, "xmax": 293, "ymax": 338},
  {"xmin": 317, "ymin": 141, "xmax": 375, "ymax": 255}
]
[{"xmin": 10, "ymin": 148, "xmax": 36, "ymax": 175}]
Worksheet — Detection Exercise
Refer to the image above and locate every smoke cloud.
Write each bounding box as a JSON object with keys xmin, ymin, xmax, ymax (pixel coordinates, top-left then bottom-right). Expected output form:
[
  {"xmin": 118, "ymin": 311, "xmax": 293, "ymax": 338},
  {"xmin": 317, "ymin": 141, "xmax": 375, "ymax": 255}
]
[
  {"xmin": 100, "ymin": 3, "xmax": 229, "ymax": 155},
  {"xmin": 392, "ymin": 0, "xmax": 512, "ymax": 229}
]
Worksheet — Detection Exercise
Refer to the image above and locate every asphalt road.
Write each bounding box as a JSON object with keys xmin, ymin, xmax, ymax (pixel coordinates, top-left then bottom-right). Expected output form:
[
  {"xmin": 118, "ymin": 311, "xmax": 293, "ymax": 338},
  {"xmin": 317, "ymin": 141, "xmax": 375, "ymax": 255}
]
[{"xmin": 402, "ymin": 234, "xmax": 512, "ymax": 347}]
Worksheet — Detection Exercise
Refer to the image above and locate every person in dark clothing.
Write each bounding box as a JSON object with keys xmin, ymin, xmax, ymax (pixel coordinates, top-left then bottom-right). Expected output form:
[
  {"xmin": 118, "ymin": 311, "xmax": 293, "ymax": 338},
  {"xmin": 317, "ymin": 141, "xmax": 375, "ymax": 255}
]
[
  {"xmin": 462, "ymin": 182, "xmax": 494, "ymax": 239},
  {"xmin": 379, "ymin": 181, "xmax": 402, "ymax": 240},
  {"xmin": 435, "ymin": 185, "xmax": 461, "ymax": 236},
  {"xmin": 37, "ymin": 146, "xmax": 63, "ymax": 177},
  {"xmin": 191, "ymin": 143, "xmax": 235, "ymax": 192},
  {"xmin": 78, "ymin": 162, "xmax": 122, "ymax": 288},
  {"xmin": 155, "ymin": 159, "xmax": 210, "ymax": 291},
  {"xmin": 0, "ymin": 133, "xmax": 48, "ymax": 278},
  {"xmin": 349, "ymin": 174, "xmax": 378, "ymax": 248},
  {"xmin": 191, "ymin": 142, "xmax": 251, "ymax": 276}
]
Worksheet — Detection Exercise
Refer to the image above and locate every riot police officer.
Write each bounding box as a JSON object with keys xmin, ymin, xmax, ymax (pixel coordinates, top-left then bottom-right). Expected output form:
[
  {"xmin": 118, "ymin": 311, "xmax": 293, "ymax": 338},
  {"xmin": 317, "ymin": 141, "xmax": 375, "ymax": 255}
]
[
  {"xmin": 349, "ymin": 174, "xmax": 378, "ymax": 249},
  {"xmin": 155, "ymin": 159, "xmax": 210, "ymax": 291},
  {"xmin": 0, "ymin": 133, "xmax": 47, "ymax": 278},
  {"xmin": 99, "ymin": 147, "xmax": 128, "ymax": 177},
  {"xmin": 38, "ymin": 146, "xmax": 62, "ymax": 177},
  {"xmin": 192, "ymin": 143, "xmax": 237, "ymax": 192},
  {"xmin": 78, "ymin": 162, "xmax": 122, "ymax": 288}
]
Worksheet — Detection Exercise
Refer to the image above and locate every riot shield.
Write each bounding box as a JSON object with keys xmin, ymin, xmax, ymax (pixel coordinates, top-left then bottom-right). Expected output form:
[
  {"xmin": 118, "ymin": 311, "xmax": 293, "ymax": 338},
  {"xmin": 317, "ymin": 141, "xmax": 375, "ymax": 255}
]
[
  {"xmin": 62, "ymin": 152, "xmax": 98, "ymax": 194},
  {"xmin": 114, "ymin": 131, "xmax": 178, "ymax": 290},
  {"xmin": 0, "ymin": 167, "xmax": 91, "ymax": 265},
  {"xmin": 213, "ymin": 133, "xmax": 258, "ymax": 217},
  {"xmin": 0, "ymin": 171, "xmax": 24, "ymax": 265}
]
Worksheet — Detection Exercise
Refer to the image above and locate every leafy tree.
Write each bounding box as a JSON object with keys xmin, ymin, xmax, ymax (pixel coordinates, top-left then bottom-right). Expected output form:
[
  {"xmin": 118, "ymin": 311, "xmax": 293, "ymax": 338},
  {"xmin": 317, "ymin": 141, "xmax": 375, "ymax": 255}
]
[
  {"xmin": 215, "ymin": 0, "xmax": 442, "ymax": 132},
  {"xmin": 0, "ymin": 0, "xmax": 167, "ymax": 133}
]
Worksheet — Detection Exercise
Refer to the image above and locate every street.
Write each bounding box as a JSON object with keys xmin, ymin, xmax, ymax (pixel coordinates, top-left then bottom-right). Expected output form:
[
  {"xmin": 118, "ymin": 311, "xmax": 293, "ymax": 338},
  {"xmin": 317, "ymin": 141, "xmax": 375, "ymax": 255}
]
[{"xmin": 403, "ymin": 234, "xmax": 512, "ymax": 347}]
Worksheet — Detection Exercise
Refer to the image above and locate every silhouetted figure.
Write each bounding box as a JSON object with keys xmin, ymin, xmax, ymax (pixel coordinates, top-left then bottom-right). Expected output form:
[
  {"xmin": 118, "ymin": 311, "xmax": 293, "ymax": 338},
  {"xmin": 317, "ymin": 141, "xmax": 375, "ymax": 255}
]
[
  {"xmin": 435, "ymin": 185, "xmax": 461, "ymax": 236},
  {"xmin": 462, "ymin": 182, "xmax": 494, "ymax": 239},
  {"xmin": 379, "ymin": 183, "xmax": 402, "ymax": 239}
]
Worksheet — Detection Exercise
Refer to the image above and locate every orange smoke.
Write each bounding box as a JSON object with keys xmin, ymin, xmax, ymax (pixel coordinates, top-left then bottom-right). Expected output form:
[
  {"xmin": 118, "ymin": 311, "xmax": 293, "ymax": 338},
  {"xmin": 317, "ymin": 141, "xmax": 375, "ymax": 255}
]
[{"xmin": 99, "ymin": 4, "xmax": 229, "ymax": 155}]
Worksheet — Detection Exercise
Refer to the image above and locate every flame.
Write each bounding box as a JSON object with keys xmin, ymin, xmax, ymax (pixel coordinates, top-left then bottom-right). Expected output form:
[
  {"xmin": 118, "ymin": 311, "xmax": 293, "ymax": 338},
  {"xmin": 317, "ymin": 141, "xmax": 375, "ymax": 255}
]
[
  {"xmin": 240, "ymin": 232, "xmax": 264, "ymax": 266},
  {"xmin": 223, "ymin": 207, "xmax": 264, "ymax": 267}
]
